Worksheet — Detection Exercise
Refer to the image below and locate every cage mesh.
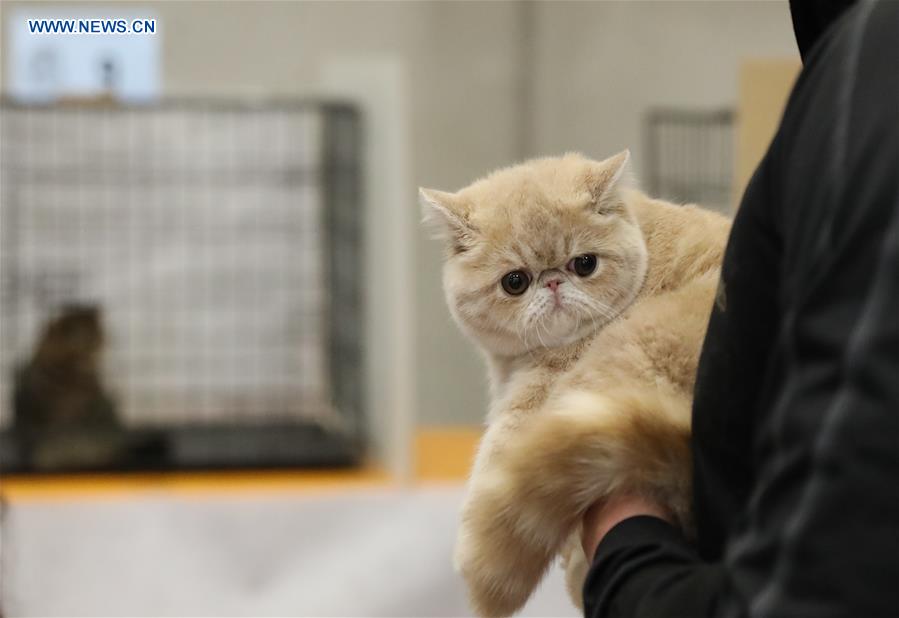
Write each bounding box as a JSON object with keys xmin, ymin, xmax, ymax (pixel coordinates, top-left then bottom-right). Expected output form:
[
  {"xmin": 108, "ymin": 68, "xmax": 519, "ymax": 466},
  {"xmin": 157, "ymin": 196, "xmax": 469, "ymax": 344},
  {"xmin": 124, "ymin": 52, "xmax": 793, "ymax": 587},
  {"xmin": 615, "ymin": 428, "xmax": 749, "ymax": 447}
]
[
  {"xmin": 645, "ymin": 108, "xmax": 734, "ymax": 212},
  {"xmin": 0, "ymin": 101, "xmax": 363, "ymax": 439}
]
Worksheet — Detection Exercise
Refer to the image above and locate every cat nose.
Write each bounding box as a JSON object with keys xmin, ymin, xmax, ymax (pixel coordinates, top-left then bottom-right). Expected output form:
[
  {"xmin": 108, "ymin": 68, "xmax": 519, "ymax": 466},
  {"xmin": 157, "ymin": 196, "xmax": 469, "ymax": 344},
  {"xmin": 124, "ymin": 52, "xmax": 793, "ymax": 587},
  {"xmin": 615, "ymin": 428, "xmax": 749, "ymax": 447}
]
[{"xmin": 546, "ymin": 279, "xmax": 561, "ymax": 292}]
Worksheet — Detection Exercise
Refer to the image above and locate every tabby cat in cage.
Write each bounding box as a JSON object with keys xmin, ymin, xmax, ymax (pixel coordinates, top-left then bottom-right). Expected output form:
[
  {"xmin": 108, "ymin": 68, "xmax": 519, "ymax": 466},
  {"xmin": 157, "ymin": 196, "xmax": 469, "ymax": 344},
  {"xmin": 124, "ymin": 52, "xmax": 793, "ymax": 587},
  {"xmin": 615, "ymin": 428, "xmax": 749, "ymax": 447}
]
[{"xmin": 13, "ymin": 305, "xmax": 122, "ymax": 468}]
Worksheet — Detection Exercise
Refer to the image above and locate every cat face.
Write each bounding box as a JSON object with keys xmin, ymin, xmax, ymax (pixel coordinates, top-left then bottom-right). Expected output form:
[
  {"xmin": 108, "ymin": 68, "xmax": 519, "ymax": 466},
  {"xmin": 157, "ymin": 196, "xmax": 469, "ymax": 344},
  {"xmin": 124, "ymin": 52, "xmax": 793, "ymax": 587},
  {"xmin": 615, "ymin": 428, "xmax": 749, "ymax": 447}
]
[
  {"xmin": 35, "ymin": 305, "xmax": 105, "ymax": 371},
  {"xmin": 422, "ymin": 152, "xmax": 647, "ymax": 356}
]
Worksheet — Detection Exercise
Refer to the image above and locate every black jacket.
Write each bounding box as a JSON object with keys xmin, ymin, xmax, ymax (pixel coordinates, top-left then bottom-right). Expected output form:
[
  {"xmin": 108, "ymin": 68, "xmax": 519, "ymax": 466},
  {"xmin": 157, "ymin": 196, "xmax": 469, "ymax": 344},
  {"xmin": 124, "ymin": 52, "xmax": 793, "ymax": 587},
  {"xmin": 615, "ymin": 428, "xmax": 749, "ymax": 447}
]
[{"xmin": 584, "ymin": 2, "xmax": 899, "ymax": 616}]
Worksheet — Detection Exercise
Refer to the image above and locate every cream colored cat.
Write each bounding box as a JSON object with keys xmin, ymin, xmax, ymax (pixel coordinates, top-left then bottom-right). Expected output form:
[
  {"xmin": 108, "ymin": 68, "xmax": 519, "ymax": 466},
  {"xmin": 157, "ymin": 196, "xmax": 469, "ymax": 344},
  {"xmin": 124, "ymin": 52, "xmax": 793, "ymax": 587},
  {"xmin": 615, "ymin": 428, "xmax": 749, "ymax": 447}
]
[{"xmin": 420, "ymin": 151, "xmax": 730, "ymax": 617}]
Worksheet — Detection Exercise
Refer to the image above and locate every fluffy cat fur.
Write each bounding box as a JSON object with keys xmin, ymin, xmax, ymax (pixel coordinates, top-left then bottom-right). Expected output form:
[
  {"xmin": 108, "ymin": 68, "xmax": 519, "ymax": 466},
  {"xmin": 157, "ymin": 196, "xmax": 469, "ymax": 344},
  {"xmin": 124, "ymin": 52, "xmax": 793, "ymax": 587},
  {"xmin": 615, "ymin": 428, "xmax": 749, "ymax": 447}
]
[{"xmin": 420, "ymin": 152, "xmax": 730, "ymax": 617}]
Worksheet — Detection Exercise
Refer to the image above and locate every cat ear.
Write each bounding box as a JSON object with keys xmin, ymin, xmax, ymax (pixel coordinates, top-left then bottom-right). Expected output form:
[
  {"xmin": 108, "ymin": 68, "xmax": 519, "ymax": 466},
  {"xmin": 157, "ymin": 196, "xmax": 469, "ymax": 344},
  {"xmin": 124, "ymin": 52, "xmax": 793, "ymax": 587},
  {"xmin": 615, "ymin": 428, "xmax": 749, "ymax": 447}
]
[
  {"xmin": 419, "ymin": 188, "xmax": 477, "ymax": 253},
  {"xmin": 582, "ymin": 149, "xmax": 632, "ymax": 214}
]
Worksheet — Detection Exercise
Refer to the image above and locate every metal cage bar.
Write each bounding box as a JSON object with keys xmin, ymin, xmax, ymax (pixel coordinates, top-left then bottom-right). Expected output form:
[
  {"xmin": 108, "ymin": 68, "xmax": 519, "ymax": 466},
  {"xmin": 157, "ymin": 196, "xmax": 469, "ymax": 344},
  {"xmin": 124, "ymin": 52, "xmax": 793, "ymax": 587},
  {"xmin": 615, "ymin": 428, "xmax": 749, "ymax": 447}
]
[
  {"xmin": 0, "ymin": 99, "xmax": 364, "ymax": 472},
  {"xmin": 644, "ymin": 108, "xmax": 734, "ymax": 212}
]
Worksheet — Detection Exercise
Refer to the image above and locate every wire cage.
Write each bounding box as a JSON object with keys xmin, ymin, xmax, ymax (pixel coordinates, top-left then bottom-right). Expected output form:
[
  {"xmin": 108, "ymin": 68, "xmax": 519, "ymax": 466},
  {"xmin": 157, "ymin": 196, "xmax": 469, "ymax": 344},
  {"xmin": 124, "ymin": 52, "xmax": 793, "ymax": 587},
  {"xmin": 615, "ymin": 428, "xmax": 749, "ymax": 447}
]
[
  {"xmin": 0, "ymin": 100, "xmax": 364, "ymax": 472},
  {"xmin": 644, "ymin": 108, "xmax": 735, "ymax": 212}
]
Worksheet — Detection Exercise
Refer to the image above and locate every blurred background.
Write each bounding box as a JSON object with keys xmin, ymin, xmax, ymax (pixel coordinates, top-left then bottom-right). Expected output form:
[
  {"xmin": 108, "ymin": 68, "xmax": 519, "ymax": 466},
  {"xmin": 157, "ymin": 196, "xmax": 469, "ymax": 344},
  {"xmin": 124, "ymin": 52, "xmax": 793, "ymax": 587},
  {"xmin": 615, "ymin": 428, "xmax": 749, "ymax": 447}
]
[{"xmin": 0, "ymin": 1, "xmax": 800, "ymax": 616}]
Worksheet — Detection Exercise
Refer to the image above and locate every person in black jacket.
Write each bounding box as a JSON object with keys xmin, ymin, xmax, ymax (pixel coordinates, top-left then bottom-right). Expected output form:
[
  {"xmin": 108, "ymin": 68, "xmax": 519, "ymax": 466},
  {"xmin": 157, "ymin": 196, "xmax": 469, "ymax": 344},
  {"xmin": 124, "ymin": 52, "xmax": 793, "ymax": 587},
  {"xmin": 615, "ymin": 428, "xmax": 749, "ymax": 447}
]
[{"xmin": 581, "ymin": 1, "xmax": 899, "ymax": 616}]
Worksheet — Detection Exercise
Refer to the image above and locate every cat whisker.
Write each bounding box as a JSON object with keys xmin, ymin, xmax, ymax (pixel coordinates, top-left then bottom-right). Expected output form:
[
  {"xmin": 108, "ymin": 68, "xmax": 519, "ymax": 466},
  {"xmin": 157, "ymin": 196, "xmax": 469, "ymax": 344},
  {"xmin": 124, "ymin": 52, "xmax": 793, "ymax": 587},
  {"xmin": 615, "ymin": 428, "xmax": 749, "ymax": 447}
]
[
  {"xmin": 518, "ymin": 323, "xmax": 538, "ymax": 362},
  {"xmin": 534, "ymin": 310, "xmax": 552, "ymax": 350},
  {"xmin": 580, "ymin": 295, "xmax": 619, "ymax": 323},
  {"xmin": 517, "ymin": 311, "xmax": 542, "ymax": 361},
  {"xmin": 569, "ymin": 296, "xmax": 603, "ymax": 335}
]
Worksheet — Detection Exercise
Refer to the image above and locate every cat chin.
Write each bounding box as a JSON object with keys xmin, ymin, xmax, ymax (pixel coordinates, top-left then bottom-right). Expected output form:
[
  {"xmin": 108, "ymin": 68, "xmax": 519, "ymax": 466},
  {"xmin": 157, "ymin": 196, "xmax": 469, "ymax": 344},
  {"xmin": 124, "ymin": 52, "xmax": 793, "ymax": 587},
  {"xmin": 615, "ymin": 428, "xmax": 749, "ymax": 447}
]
[
  {"xmin": 529, "ymin": 319, "xmax": 603, "ymax": 350},
  {"xmin": 463, "ymin": 317, "xmax": 603, "ymax": 358},
  {"xmin": 526, "ymin": 308, "xmax": 608, "ymax": 348}
]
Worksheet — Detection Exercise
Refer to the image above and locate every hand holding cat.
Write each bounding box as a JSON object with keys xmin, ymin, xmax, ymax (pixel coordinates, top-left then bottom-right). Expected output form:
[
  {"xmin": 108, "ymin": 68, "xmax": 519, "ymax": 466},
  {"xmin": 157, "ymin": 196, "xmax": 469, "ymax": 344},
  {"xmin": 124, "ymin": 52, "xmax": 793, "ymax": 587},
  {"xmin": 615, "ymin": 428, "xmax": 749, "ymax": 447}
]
[{"xmin": 581, "ymin": 492, "xmax": 674, "ymax": 560}]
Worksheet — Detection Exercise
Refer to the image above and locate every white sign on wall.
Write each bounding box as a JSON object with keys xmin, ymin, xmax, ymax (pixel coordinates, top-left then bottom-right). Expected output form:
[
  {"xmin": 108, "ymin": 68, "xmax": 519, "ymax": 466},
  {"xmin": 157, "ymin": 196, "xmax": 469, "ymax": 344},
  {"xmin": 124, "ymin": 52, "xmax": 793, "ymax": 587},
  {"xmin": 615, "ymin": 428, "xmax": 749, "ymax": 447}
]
[{"xmin": 7, "ymin": 7, "xmax": 160, "ymax": 102}]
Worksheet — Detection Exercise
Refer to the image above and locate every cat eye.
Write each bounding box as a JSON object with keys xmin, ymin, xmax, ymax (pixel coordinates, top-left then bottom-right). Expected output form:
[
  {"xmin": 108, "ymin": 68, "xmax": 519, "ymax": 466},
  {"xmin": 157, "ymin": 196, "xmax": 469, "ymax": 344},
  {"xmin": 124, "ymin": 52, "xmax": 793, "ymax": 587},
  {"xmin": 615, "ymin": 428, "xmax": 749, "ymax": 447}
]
[
  {"xmin": 501, "ymin": 270, "xmax": 531, "ymax": 296},
  {"xmin": 568, "ymin": 254, "xmax": 598, "ymax": 277}
]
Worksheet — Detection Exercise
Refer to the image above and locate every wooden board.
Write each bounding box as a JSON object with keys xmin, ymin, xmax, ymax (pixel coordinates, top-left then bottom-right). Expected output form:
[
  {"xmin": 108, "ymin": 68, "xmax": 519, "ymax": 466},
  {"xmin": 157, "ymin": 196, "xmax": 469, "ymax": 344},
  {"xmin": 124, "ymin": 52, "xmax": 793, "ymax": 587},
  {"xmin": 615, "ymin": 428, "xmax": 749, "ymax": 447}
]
[{"xmin": 734, "ymin": 59, "xmax": 801, "ymax": 209}]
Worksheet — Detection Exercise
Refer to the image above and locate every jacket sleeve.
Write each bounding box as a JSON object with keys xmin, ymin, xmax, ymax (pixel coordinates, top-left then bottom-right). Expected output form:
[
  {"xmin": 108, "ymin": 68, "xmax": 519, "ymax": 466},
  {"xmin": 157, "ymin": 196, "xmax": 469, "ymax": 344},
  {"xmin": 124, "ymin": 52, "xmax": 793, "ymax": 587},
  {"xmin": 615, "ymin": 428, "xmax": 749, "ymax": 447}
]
[
  {"xmin": 584, "ymin": 3, "xmax": 899, "ymax": 616},
  {"xmin": 583, "ymin": 199, "xmax": 899, "ymax": 617},
  {"xmin": 583, "ymin": 516, "xmax": 729, "ymax": 617}
]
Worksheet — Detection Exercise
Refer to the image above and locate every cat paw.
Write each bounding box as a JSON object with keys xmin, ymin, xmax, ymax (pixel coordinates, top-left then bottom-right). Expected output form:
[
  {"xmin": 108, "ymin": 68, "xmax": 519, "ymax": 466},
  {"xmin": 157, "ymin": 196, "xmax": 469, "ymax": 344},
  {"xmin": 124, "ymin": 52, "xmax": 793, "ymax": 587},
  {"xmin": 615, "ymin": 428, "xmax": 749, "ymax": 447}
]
[
  {"xmin": 453, "ymin": 475, "xmax": 558, "ymax": 617},
  {"xmin": 560, "ymin": 533, "xmax": 588, "ymax": 612},
  {"xmin": 453, "ymin": 527, "xmax": 539, "ymax": 617}
]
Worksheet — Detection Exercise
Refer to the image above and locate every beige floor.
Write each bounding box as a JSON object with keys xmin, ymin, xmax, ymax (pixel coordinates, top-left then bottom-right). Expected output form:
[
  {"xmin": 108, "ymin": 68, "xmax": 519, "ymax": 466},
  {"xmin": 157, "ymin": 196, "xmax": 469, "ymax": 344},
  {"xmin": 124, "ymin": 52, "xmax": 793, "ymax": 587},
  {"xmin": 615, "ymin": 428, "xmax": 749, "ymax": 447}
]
[{"xmin": 1, "ymin": 486, "xmax": 577, "ymax": 617}]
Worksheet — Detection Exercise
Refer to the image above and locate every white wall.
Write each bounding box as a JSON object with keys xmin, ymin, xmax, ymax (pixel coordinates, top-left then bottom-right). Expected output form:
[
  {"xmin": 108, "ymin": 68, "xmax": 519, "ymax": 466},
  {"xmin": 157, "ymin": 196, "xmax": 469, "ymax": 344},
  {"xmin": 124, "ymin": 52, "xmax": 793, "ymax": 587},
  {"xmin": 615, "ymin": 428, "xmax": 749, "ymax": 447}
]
[
  {"xmin": 532, "ymin": 1, "xmax": 797, "ymax": 176},
  {"xmin": 0, "ymin": 1, "xmax": 799, "ymax": 431}
]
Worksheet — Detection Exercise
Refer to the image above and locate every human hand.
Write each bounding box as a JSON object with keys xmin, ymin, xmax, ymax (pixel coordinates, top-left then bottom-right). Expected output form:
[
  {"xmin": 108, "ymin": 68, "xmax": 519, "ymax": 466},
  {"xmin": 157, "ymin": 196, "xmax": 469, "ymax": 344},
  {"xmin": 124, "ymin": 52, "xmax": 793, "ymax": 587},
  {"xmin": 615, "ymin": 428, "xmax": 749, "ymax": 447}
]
[{"xmin": 581, "ymin": 492, "xmax": 674, "ymax": 559}]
